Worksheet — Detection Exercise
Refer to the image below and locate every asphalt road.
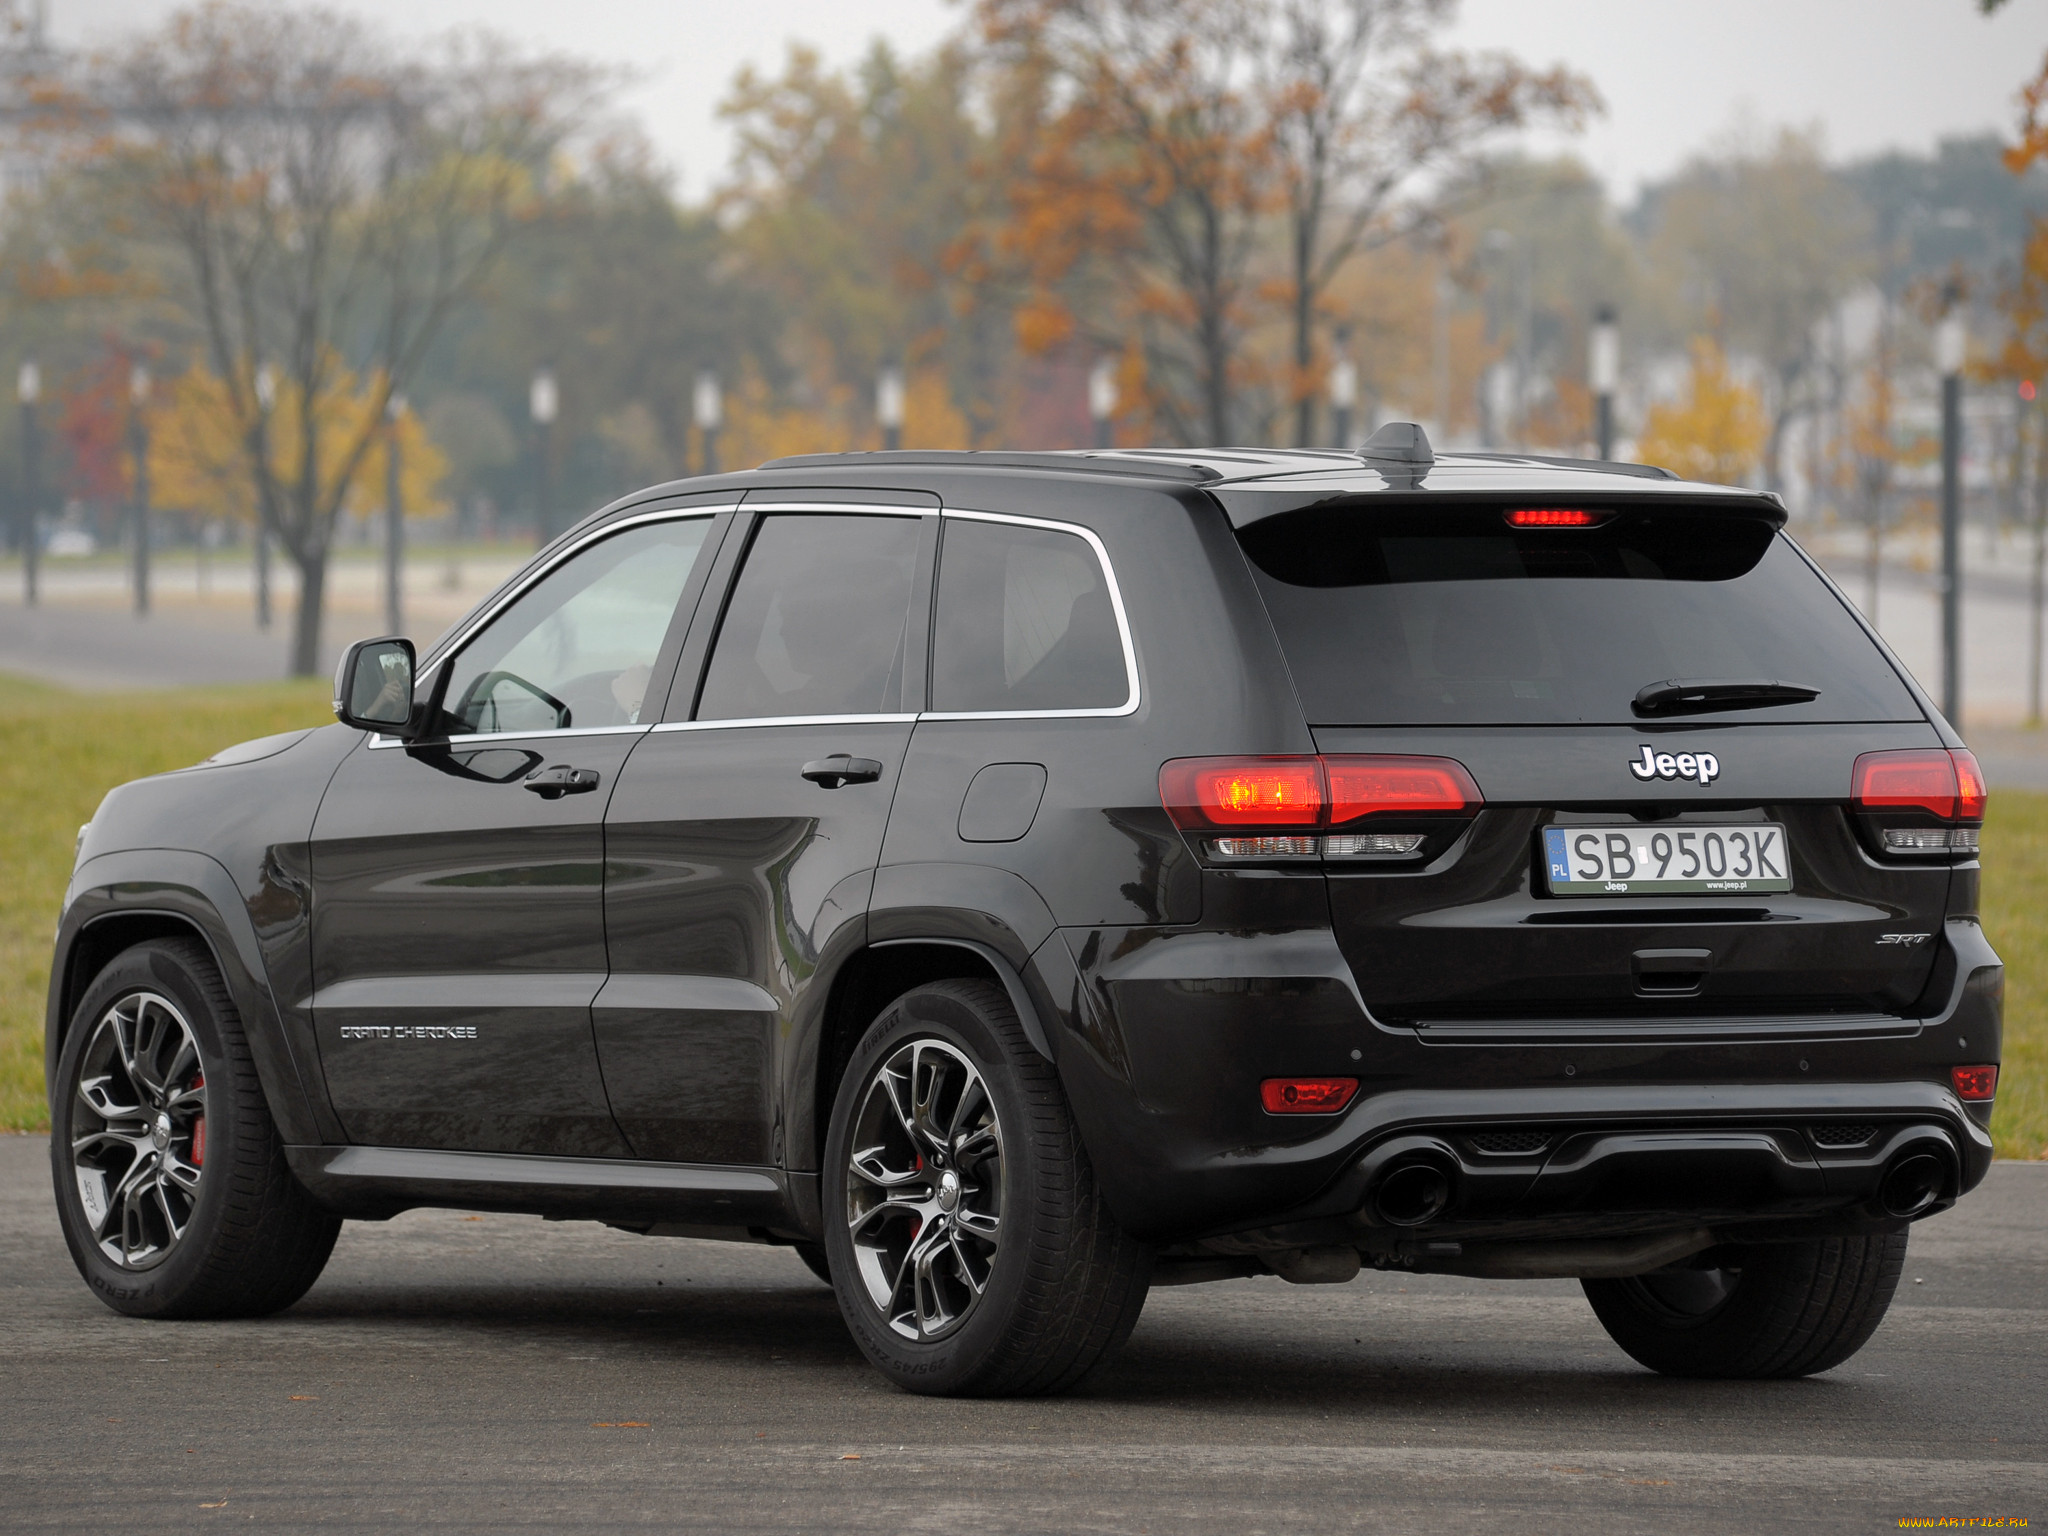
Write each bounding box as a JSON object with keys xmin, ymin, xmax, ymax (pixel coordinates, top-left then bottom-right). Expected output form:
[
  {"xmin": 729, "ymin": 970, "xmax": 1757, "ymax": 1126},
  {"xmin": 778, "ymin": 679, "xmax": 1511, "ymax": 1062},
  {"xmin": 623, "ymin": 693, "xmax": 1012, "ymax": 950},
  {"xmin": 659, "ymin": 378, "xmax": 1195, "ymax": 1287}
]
[{"xmin": 1, "ymin": 1136, "xmax": 2042, "ymax": 1533}]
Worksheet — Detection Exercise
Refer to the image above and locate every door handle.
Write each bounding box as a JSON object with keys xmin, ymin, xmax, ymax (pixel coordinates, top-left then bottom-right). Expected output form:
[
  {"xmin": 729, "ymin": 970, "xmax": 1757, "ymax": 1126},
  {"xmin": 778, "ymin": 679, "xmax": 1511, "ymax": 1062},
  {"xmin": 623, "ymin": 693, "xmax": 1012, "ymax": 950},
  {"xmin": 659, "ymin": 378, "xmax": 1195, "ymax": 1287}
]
[
  {"xmin": 801, "ymin": 754, "xmax": 884, "ymax": 789},
  {"xmin": 524, "ymin": 765, "xmax": 601, "ymax": 799}
]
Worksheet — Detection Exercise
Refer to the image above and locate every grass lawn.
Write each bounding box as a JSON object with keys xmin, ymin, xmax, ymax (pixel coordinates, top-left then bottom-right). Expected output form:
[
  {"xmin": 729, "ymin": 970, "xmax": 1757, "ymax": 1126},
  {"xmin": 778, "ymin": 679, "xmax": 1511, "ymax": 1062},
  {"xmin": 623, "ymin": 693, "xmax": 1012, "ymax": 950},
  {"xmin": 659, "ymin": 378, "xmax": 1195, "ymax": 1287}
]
[
  {"xmin": 0, "ymin": 674, "xmax": 332, "ymax": 1132},
  {"xmin": 1, "ymin": 674, "xmax": 2044, "ymax": 1159}
]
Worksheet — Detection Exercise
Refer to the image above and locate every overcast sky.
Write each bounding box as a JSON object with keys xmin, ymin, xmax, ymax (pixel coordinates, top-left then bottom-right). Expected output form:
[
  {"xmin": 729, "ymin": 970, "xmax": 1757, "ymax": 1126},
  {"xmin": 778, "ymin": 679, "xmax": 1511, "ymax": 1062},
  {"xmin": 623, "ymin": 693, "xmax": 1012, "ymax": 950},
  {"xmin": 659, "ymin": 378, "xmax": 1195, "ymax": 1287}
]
[{"xmin": 42, "ymin": 0, "xmax": 2048, "ymax": 202}]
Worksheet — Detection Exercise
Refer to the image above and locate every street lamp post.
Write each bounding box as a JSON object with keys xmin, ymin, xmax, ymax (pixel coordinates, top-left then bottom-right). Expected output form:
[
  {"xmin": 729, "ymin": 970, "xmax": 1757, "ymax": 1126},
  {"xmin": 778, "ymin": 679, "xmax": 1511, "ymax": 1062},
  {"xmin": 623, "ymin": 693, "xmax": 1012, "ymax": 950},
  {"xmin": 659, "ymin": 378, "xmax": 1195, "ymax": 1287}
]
[
  {"xmin": 1938, "ymin": 313, "xmax": 1967, "ymax": 727},
  {"xmin": 1590, "ymin": 306, "xmax": 1620, "ymax": 461},
  {"xmin": 17, "ymin": 359, "xmax": 38, "ymax": 608},
  {"xmin": 253, "ymin": 363, "xmax": 275, "ymax": 630},
  {"xmin": 877, "ymin": 363, "xmax": 905, "ymax": 452},
  {"xmin": 1328, "ymin": 329, "xmax": 1357, "ymax": 451},
  {"xmin": 1088, "ymin": 357, "xmax": 1118, "ymax": 449},
  {"xmin": 129, "ymin": 363, "xmax": 150, "ymax": 616},
  {"xmin": 384, "ymin": 393, "xmax": 405, "ymax": 636},
  {"xmin": 530, "ymin": 367, "xmax": 558, "ymax": 543},
  {"xmin": 694, "ymin": 370, "xmax": 722, "ymax": 476}
]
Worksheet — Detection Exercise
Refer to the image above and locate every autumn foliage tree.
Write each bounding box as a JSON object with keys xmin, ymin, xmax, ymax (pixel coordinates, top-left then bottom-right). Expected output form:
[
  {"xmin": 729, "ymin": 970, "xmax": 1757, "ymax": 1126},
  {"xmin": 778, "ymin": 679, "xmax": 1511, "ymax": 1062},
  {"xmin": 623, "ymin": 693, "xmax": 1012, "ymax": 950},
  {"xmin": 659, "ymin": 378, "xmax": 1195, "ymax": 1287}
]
[
  {"xmin": 1635, "ymin": 338, "xmax": 1767, "ymax": 485},
  {"xmin": 76, "ymin": 4, "xmax": 599, "ymax": 674},
  {"xmin": 148, "ymin": 357, "xmax": 446, "ymax": 536},
  {"xmin": 971, "ymin": 0, "xmax": 1593, "ymax": 446}
]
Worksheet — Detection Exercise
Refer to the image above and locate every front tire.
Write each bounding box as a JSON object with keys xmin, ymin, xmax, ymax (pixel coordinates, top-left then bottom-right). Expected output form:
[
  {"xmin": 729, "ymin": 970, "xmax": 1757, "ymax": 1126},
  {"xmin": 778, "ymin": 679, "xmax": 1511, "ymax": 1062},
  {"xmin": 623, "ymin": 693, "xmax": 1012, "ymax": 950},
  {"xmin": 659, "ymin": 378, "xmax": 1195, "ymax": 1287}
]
[
  {"xmin": 51, "ymin": 938, "xmax": 341, "ymax": 1319},
  {"xmin": 822, "ymin": 979, "xmax": 1151, "ymax": 1396},
  {"xmin": 1582, "ymin": 1233, "xmax": 1908, "ymax": 1378}
]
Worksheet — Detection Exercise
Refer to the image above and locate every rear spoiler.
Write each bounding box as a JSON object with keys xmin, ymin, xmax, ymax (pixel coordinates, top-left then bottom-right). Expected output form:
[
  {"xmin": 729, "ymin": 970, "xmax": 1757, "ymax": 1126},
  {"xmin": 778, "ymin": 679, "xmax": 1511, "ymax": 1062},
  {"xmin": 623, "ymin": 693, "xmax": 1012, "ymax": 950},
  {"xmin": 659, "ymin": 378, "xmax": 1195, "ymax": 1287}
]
[{"xmin": 1210, "ymin": 487, "xmax": 1788, "ymax": 533}]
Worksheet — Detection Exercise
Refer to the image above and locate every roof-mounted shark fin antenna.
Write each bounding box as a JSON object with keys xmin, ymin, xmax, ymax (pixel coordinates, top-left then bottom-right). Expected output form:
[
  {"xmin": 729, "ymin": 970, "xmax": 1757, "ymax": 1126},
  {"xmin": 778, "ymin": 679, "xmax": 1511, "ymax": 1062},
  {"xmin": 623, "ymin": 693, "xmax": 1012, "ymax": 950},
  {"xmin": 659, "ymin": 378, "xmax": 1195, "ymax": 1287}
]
[{"xmin": 1358, "ymin": 421, "xmax": 1435, "ymax": 466}]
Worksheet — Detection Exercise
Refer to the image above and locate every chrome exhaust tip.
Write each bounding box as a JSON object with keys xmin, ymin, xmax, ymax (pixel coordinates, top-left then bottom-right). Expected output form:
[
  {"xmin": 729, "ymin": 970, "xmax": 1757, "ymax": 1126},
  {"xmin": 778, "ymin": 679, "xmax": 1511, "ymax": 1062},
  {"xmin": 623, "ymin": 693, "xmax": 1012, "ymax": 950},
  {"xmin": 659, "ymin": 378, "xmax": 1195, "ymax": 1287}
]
[
  {"xmin": 1373, "ymin": 1161, "xmax": 1453, "ymax": 1227},
  {"xmin": 1877, "ymin": 1150, "xmax": 1953, "ymax": 1218}
]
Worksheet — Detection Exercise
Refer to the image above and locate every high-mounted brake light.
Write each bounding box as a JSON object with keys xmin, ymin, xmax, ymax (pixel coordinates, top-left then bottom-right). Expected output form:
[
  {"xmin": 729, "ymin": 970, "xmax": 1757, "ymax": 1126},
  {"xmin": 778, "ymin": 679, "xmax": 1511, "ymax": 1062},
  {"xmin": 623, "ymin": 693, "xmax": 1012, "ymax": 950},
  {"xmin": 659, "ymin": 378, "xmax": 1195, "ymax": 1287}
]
[
  {"xmin": 1852, "ymin": 749, "xmax": 1986, "ymax": 822},
  {"xmin": 1506, "ymin": 507, "xmax": 1602, "ymax": 527},
  {"xmin": 1260, "ymin": 1077, "xmax": 1359, "ymax": 1114},
  {"xmin": 1160, "ymin": 754, "xmax": 1482, "ymax": 862},
  {"xmin": 1952, "ymin": 1064, "xmax": 1998, "ymax": 1101}
]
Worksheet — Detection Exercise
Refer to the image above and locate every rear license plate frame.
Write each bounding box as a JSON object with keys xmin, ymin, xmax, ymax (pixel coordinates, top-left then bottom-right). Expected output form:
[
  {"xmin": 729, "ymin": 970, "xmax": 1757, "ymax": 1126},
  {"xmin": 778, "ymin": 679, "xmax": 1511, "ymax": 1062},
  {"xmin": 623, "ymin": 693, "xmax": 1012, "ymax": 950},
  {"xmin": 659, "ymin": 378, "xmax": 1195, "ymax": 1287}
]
[{"xmin": 1542, "ymin": 823, "xmax": 1792, "ymax": 897}]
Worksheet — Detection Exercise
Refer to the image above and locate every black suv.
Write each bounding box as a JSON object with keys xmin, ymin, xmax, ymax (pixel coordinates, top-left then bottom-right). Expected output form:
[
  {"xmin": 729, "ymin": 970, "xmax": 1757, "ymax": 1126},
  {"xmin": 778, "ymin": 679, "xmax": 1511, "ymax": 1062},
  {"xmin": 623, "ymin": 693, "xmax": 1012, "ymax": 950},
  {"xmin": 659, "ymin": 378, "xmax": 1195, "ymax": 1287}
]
[{"xmin": 48, "ymin": 426, "xmax": 2001, "ymax": 1395}]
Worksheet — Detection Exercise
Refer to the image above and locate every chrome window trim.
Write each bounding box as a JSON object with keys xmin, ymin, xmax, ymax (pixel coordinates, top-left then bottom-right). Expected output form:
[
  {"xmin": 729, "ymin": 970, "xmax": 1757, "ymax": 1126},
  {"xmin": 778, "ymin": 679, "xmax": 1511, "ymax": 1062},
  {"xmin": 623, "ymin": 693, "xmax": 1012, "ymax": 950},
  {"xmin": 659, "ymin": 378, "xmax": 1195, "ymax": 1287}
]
[
  {"xmin": 381, "ymin": 504, "xmax": 731, "ymax": 749},
  {"xmin": 369, "ymin": 723, "xmax": 653, "ymax": 750},
  {"xmin": 653, "ymin": 502, "xmax": 1142, "ymax": 731},
  {"xmin": 923, "ymin": 507, "xmax": 1141, "ymax": 720},
  {"xmin": 418, "ymin": 505, "xmax": 737, "ymax": 676},
  {"xmin": 740, "ymin": 501, "xmax": 934, "ymax": 517},
  {"xmin": 652, "ymin": 713, "xmax": 918, "ymax": 734}
]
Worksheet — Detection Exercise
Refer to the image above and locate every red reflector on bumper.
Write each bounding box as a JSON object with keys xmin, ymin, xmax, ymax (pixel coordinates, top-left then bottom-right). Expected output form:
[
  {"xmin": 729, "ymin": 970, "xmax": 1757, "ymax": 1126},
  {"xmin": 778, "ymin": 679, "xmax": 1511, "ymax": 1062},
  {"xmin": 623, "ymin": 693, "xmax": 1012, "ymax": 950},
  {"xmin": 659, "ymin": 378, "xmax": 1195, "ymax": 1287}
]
[
  {"xmin": 1260, "ymin": 1077, "xmax": 1359, "ymax": 1114},
  {"xmin": 1952, "ymin": 1064, "xmax": 1998, "ymax": 1101}
]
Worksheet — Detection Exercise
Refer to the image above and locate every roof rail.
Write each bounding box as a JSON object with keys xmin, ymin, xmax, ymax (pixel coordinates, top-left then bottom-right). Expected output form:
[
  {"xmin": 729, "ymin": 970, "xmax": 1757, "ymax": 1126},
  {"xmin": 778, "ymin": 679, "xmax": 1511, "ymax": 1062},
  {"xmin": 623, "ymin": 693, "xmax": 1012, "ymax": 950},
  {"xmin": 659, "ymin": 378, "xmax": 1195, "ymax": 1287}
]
[
  {"xmin": 1452, "ymin": 451, "xmax": 1679, "ymax": 481},
  {"xmin": 757, "ymin": 449, "xmax": 1222, "ymax": 483}
]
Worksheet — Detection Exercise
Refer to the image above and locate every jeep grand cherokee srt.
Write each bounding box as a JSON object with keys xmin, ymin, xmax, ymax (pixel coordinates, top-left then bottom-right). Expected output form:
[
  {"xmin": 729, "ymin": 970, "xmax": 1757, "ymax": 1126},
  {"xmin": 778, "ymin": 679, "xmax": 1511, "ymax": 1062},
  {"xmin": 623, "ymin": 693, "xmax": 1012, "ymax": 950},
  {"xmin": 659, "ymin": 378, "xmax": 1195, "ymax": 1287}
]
[{"xmin": 48, "ymin": 424, "xmax": 1999, "ymax": 1395}]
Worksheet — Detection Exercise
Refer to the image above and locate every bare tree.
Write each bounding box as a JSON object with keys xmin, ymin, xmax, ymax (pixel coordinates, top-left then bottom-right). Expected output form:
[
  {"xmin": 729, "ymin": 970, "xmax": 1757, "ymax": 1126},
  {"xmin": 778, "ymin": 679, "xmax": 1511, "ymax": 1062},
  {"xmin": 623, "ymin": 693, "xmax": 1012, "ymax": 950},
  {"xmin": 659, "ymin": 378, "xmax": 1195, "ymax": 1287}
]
[
  {"xmin": 1264, "ymin": 0, "xmax": 1595, "ymax": 446},
  {"xmin": 91, "ymin": 5, "xmax": 600, "ymax": 674},
  {"xmin": 1648, "ymin": 130, "xmax": 1870, "ymax": 496}
]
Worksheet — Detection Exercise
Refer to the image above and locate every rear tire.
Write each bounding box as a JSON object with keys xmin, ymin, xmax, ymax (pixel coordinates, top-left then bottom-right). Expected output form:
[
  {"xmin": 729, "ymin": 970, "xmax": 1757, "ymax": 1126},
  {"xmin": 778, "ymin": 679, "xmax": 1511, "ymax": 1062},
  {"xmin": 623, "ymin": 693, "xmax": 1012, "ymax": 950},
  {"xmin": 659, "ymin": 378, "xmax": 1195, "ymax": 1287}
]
[
  {"xmin": 822, "ymin": 979, "xmax": 1151, "ymax": 1396},
  {"xmin": 1582, "ymin": 1232, "xmax": 1907, "ymax": 1378},
  {"xmin": 50, "ymin": 938, "xmax": 341, "ymax": 1319}
]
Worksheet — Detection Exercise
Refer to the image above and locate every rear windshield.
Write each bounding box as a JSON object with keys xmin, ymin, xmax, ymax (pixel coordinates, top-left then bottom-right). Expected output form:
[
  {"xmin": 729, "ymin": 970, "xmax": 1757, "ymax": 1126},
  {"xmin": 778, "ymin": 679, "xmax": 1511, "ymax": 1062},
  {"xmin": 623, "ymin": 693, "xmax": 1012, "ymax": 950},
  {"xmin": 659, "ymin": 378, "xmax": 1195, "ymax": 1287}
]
[{"xmin": 1237, "ymin": 505, "xmax": 1921, "ymax": 726}]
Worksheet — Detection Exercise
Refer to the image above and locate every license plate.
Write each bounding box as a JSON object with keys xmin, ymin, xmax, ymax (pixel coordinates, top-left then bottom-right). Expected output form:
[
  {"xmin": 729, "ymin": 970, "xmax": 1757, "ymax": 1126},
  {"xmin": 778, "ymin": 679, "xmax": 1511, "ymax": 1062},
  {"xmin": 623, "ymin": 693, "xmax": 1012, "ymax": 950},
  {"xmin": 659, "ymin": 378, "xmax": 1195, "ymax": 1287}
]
[{"xmin": 1543, "ymin": 823, "xmax": 1792, "ymax": 897}]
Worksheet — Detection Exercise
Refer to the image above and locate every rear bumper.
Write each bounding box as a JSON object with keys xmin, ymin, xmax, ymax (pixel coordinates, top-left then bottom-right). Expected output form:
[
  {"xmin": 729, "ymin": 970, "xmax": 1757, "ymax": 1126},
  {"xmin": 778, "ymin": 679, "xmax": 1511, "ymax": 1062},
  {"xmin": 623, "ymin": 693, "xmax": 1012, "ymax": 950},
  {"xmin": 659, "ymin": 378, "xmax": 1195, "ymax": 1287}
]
[
  {"xmin": 1140, "ymin": 1081, "xmax": 1992, "ymax": 1249},
  {"xmin": 1243, "ymin": 1087, "xmax": 1989, "ymax": 1241},
  {"xmin": 1043, "ymin": 917, "xmax": 2001, "ymax": 1246}
]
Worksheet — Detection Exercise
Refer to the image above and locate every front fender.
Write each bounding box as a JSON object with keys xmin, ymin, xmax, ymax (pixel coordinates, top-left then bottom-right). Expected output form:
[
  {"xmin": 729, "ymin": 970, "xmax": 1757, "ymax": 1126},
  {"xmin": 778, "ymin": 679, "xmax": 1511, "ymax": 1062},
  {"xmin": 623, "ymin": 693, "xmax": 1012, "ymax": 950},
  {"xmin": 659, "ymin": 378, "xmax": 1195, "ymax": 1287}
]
[{"xmin": 51, "ymin": 850, "xmax": 337, "ymax": 1145}]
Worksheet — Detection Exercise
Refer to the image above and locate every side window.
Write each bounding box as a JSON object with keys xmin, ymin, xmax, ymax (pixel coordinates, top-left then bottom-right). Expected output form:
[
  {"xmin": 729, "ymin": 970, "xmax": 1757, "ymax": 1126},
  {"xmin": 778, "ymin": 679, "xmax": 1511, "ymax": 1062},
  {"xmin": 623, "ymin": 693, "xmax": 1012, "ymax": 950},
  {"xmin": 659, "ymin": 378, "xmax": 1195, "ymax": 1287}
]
[
  {"xmin": 930, "ymin": 517, "xmax": 1130, "ymax": 713},
  {"xmin": 439, "ymin": 517, "xmax": 712, "ymax": 736},
  {"xmin": 696, "ymin": 514, "xmax": 922, "ymax": 721}
]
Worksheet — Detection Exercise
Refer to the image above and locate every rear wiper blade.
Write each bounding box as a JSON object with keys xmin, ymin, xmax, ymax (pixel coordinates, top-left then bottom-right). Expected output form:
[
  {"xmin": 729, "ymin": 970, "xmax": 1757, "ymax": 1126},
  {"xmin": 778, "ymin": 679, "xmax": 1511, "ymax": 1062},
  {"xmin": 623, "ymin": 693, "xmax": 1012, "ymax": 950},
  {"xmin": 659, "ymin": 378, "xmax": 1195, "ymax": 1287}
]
[{"xmin": 1633, "ymin": 678, "xmax": 1820, "ymax": 717}]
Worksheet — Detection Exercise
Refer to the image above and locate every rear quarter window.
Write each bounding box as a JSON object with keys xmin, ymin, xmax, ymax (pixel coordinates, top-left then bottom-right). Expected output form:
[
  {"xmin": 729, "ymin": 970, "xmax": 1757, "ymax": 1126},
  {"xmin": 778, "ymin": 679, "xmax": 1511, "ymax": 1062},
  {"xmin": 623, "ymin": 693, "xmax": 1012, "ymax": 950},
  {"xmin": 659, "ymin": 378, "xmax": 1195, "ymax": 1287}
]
[
  {"xmin": 1236, "ymin": 504, "xmax": 1922, "ymax": 726},
  {"xmin": 930, "ymin": 516, "xmax": 1132, "ymax": 714}
]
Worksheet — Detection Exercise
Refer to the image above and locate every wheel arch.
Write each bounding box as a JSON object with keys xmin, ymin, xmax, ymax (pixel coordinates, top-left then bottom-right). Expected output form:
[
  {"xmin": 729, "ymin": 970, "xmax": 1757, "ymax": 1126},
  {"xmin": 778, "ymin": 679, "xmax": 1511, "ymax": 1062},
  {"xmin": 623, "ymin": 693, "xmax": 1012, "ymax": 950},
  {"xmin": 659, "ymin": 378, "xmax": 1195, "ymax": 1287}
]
[
  {"xmin": 806, "ymin": 937, "xmax": 1057, "ymax": 1176},
  {"xmin": 50, "ymin": 851, "xmax": 334, "ymax": 1145}
]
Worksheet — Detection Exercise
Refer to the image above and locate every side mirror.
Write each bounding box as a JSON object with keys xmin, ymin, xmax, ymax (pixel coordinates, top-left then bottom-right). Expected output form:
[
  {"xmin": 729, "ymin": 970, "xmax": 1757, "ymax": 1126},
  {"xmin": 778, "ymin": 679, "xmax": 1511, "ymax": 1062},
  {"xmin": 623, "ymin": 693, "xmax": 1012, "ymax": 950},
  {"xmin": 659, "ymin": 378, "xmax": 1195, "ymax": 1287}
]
[{"xmin": 334, "ymin": 637, "xmax": 417, "ymax": 735}]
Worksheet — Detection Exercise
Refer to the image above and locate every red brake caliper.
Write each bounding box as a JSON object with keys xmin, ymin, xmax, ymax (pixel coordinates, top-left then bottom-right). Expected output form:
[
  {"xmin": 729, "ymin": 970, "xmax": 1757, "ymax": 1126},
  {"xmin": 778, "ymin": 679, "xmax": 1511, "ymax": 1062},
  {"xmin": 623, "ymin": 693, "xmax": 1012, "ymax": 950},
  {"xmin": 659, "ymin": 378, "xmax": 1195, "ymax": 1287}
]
[{"xmin": 189, "ymin": 1074, "xmax": 205, "ymax": 1167}]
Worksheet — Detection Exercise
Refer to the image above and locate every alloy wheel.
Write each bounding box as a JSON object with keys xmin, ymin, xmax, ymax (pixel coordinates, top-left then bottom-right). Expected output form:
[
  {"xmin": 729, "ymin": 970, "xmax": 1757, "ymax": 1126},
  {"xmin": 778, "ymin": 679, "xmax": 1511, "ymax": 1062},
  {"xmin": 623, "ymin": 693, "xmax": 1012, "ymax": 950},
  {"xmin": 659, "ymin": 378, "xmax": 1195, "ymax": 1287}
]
[
  {"xmin": 844, "ymin": 1036, "xmax": 1004, "ymax": 1341},
  {"xmin": 68, "ymin": 991, "xmax": 209, "ymax": 1269}
]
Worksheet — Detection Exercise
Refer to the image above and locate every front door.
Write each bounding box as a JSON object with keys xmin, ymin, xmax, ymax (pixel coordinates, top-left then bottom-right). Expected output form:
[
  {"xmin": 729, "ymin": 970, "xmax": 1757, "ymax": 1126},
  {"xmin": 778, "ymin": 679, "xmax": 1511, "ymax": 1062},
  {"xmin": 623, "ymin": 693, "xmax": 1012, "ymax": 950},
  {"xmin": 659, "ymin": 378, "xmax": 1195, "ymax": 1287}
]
[
  {"xmin": 309, "ymin": 512, "xmax": 721, "ymax": 1155},
  {"xmin": 599, "ymin": 506, "xmax": 933, "ymax": 1166}
]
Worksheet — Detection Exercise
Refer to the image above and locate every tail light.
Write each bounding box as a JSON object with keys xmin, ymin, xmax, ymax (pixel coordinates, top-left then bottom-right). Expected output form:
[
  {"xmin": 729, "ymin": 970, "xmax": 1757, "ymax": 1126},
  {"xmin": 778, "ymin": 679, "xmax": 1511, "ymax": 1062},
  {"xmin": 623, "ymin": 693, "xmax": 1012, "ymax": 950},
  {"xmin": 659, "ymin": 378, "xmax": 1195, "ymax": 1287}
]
[
  {"xmin": 1260, "ymin": 1077, "xmax": 1359, "ymax": 1114},
  {"xmin": 1851, "ymin": 749, "xmax": 1985, "ymax": 856},
  {"xmin": 1952, "ymin": 1064, "xmax": 1998, "ymax": 1101},
  {"xmin": 1505, "ymin": 507, "xmax": 1604, "ymax": 528},
  {"xmin": 1160, "ymin": 754, "xmax": 1481, "ymax": 863}
]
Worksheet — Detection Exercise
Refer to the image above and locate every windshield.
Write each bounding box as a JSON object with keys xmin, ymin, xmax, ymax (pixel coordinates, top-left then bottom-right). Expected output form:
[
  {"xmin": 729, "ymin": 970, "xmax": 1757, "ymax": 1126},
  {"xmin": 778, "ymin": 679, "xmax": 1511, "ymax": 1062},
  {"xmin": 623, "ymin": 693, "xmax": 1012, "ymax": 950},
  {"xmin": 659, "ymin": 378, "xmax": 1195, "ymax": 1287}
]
[{"xmin": 1238, "ymin": 505, "xmax": 1921, "ymax": 726}]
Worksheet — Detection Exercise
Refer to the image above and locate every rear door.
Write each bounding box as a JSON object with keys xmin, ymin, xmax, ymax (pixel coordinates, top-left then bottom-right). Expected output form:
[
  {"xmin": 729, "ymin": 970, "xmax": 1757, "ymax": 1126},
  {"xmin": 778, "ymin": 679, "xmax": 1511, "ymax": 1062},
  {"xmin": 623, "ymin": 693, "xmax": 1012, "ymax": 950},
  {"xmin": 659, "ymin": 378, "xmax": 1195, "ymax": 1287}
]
[
  {"xmin": 598, "ymin": 500, "xmax": 935, "ymax": 1165},
  {"xmin": 1234, "ymin": 496, "xmax": 1953, "ymax": 1026}
]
